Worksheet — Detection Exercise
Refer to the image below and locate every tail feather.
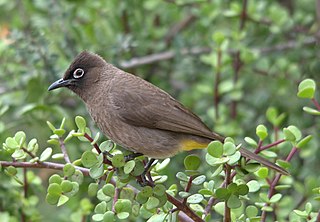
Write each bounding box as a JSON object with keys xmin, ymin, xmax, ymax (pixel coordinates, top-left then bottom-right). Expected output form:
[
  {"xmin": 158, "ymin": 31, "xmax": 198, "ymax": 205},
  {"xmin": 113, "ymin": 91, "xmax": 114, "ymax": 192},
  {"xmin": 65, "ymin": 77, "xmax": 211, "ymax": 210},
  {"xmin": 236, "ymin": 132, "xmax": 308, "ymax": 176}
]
[{"xmin": 239, "ymin": 147, "xmax": 289, "ymax": 175}]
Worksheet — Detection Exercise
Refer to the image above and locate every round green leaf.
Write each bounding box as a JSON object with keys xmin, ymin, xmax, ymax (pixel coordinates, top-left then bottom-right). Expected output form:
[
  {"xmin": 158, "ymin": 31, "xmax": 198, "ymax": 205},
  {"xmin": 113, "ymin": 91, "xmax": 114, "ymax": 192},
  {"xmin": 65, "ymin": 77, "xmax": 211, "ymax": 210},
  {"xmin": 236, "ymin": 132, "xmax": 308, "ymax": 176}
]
[
  {"xmin": 102, "ymin": 183, "xmax": 115, "ymax": 197},
  {"xmin": 140, "ymin": 186, "xmax": 153, "ymax": 198},
  {"xmin": 103, "ymin": 211, "xmax": 115, "ymax": 222},
  {"xmin": 111, "ymin": 153, "xmax": 125, "ymax": 168},
  {"xmin": 114, "ymin": 199, "xmax": 132, "ymax": 213},
  {"xmin": 145, "ymin": 196, "xmax": 160, "ymax": 210},
  {"xmin": 49, "ymin": 174, "xmax": 62, "ymax": 184},
  {"xmin": 236, "ymin": 184, "xmax": 249, "ymax": 196},
  {"xmin": 223, "ymin": 142, "xmax": 236, "ymax": 156},
  {"xmin": 130, "ymin": 160, "xmax": 144, "ymax": 176},
  {"xmin": 63, "ymin": 163, "xmax": 75, "ymax": 177},
  {"xmin": 117, "ymin": 212, "xmax": 130, "ymax": 220},
  {"xmin": 95, "ymin": 201, "xmax": 107, "ymax": 214},
  {"xmin": 136, "ymin": 191, "xmax": 148, "ymax": 204},
  {"xmin": 61, "ymin": 180, "xmax": 73, "ymax": 193},
  {"xmin": 81, "ymin": 151, "xmax": 98, "ymax": 168},
  {"xmin": 297, "ymin": 79, "xmax": 316, "ymax": 99},
  {"xmin": 247, "ymin": 180, "xmax": 260, "ymax": 192},
  {"xmin": 256, "ymin": 167, "xmax": 269, "ymax": 179},
  {"xmin": 47, "ymin": 183, "xmax": 62, "ymax": 195},
  {"xmin": 227, "ymin": 194, "xmax": 241, "ymax": 209},
  {"xmin": 215, "ymin": 188, "xmax": 231, "ymax": 200},
  {"xmin": 153, "ymin": 184, "xmax": 166, "ymax": 196},
  {"xmin": 246, "ymin": 205, "xmax": 258, "ymax": 218},
  {"xmin": 207, "ymin": 141, "xmax": 223, "ymax": 158},
  {"xmin": 184, "ymin": 154, "xmax": 201, "ymax": 170},
  {"xmin": 92, "ymin": 214, "xmax": 104, "ymax": 221},
  {"xmin": 244, "ymin": 137, "xmax": 258, "ymax": 147},
  {"xmin": 46, "ymin": 193, "xmax": 59, "ymax": 205},
  {"xmin": 176, "ymin": 172, "xmax": 189, "ymax": 182},
  {"xmin": 269, "ymin": 193, "xmax": 282, "ymax": 203},
  {"xmin": 256, "ymin": 124, "xmax": 268, "ymax": 140},
  {"xmin": 89, "ymin": 163, "xmax": 104, "ymax": 179}
]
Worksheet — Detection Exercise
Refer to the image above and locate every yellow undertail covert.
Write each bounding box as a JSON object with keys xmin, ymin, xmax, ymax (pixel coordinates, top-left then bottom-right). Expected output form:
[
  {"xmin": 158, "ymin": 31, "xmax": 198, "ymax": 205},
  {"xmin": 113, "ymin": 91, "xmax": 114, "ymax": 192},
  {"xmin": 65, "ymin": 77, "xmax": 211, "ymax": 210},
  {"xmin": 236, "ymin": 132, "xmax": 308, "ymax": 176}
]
[{"xmin": 180, "ymin": 139, "xmax": 209, "ymax": 151}]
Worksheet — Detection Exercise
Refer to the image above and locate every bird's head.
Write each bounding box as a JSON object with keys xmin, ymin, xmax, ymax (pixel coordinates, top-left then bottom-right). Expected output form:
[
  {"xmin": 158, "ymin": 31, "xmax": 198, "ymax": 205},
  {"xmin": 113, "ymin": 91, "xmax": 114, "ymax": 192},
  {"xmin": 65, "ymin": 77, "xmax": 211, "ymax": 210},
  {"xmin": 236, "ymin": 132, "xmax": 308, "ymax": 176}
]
[{"xmin": 48, "ymin": 51, "xmax": 108, "ymax": 99}]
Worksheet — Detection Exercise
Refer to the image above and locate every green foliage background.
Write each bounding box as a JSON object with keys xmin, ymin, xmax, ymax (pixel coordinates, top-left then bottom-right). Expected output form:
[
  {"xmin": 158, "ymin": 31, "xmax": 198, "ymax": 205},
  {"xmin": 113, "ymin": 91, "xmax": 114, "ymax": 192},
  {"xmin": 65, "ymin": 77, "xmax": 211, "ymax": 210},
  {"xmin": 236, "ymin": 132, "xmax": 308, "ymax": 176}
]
[{"xmin": 0, "ymin": 0, "xmax": 319, "ymax": 221}]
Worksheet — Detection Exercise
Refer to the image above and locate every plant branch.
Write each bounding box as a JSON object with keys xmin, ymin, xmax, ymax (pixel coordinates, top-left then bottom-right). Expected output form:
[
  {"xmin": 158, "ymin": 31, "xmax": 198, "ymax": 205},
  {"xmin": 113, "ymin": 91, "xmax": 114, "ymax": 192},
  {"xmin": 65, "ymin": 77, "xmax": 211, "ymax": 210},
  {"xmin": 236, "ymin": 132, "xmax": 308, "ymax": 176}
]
[
  {"xmin": 261, "ymin": 147, "xmax": 298, "ymax": 221},
  {"xmin": 59, "ymin": 138, "xmax": 71, "ymax": 163},
  {"xmin": 224, "ymin": 165, "xmax": 231, "ymax": 222},
  {"xmin": 166, "ymin": 193, "xmax": 203, "ymax": 222},
  {"xmin": 119, "ymin": 37, "xmax": 316, "ymax": 68},
  {"xmin": 312, "ymin": 98, "xmax": 320, "ymax": 111},
  {"xmin": 256, "ymin": 139, "xmax": 286, "ymax": 153}
]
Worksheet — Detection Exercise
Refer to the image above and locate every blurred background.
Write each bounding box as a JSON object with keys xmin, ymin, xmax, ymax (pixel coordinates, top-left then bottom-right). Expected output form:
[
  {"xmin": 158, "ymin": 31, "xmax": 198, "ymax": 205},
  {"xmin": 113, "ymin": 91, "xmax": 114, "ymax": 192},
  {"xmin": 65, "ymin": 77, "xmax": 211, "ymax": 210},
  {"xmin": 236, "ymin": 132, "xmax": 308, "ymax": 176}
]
[{"xmin": 0, "ymin": 0, "xmax": 319, "ymax": 221}]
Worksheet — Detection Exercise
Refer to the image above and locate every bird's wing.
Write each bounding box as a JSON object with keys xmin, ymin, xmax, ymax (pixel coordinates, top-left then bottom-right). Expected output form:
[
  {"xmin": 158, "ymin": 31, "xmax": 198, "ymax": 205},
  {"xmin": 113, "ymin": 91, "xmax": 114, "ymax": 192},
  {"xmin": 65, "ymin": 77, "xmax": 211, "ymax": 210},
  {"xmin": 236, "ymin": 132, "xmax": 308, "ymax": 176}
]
[{"xmin": 110, "ymin": 75, "xmax": 223, "ymax": 141}]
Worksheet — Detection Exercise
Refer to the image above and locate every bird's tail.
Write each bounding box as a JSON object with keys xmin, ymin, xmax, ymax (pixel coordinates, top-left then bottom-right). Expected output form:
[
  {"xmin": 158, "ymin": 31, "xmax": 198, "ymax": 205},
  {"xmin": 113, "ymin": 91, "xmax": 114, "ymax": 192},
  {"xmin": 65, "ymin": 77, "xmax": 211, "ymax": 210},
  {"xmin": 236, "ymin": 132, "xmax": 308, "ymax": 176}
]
[{"xmin": 239, "ymin": 147, "xmax": 289, "ymax": 175}]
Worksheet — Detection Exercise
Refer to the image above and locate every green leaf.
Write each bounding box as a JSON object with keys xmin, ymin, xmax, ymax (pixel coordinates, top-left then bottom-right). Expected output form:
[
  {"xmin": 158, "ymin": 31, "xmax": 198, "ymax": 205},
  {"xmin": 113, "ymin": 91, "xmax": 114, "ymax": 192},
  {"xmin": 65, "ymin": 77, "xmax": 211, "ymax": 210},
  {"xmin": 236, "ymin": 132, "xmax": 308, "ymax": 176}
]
[
  {"xmin": 246, "ymin": 205, "xmax": 258, "ymax": 218},
  {"xmin": 95, "ymin": 201, "xmax": 107, "ymax": 214},
  {"xmin": 187, "ymin": 194, "xmax": 204, "ymax": 204},
  {"xmin": 176, "ymin": 172, "xmax": 189, "ymax": 182},
  {"xmin": 75, "ymin": 116, "xmax": 86, "ymax": 132},
  {"xmin": 15, "ymin": 131, "xmax": 26, "ymax": 146},
  {"xmin": 5, "ymin": 166, "xmax": 17, "ymax": 176},
  {"xmin": 247, "ymin": 180, "xmax": 260, "ymax": 192},
  {"xmin": 88, "ymin": 183, "xmax": 98, "ymax": 197},
  {"xmin": 49, "ymin": 174, "xmax": 62, "ymax": 184},
  {"xmin": 81, "ymin": 151, "xmax": 98, "ymax": 168},
  {"xmin": 47, "ymin": 183, "xmax": 62, "ymax": 195},
  {"xmin": 117, "ymin": 212, "xmax": 130, "ymax": 220},
  {"xmin": 297, "ymin": 135, "xmax": 313, "ymax": 149},
  {"xmin": 244, "ymin": 137, "xmax": 258, "ymax": 147},
  {"xmin": 61, "ymin": 180, "xmax": 73, "ymax": 193},
  {"xmin": 124, "ymin": 160, "xmax": 135, "ymax": 174},
  {"xmin": 297, "ymin": 78, "xmax": 316, "ymax": 99},
  {"xmin": 63, "ymin": 163, "xmax": 75, "ymax": 177},
  {"xmin": 5, "ymin": 137, "xmax": 19, "ymax": 149},
  {"xmin": 184, "ymin": 154, "xmax": 201, "ymax": 170},
  {"xmin": 102, "ymin": 184, "xmax": 115, "ymax": 197},
  {"xmin": 140, "ymin": 186, "xmax": 153, "ymax": 198},
  {"xmin": 227, "ymin": 151, "xmax": 241, "ymax": 165},
  {"xmin": 192, "ymin": 175, "xmax": 206, "ymax": 185},
  {"xmin": 99, "ymin": 140, "xmax": 115, "ymax": 152},
  {"xmin": 269, "ymin": 193, "xmax": 282, "ymax": 203},
  {"xmin": 40, "ymin": 147, "xmax": 53, "ymax": 162},
  {"xmin": 215, "ymin": 188, "xmax": 231, "ymax": 200},
  {"xmin": 145, "ymin": 196, "xmax": 160, "ymax": 210},
  {"xmin": 155, "ymin": 158, "xmax": 170, "ymax": 171},
  {"xmin": 293, "ymin": 210, "xmax": 308, "ymax": 218},
  {"xmin": 12, "ymin": 149, "xmax": 26, "ymax": 159},
  {"xmin": 52, "ymin": 153, "xmax": 65, "ymax": 160},
  {"xmin": 256, "ymin": 167, "xmax": 269, "ymax": 179},
  {"xmin": 89, "ymin": 163, "xmax": 104, "ymax": 179},
  {"xmin": 46, "ymin": 193, "xmax": 59, "ymax": 205},
  {"xmin": 212, "ymin": 31, "xmax": 225, "ymax": 45},
  {"xmin": 223, "ymin": 142, "xmax": 236, "ymax": 156},
  {"xmin": 47, "ymin": 121, "xmax": 56, "ymax": 132},
  {"xmin": 236, "ymin": 184, "xmax": 249, "ymax": 196},
  {"xmin": 111, "ymin": 153, "xmax": 125, "ymax": 168},
  {"xmin": 256, "ymin": 124, "xmax": 268, "ymax": 140},
  {"xmin": 103, "ymin": 211, "xmax": 115, "ymax": 221},
  {"xmin": 92, "ymin": 214, "xmax": 104, "ymax": 221},
  {"xmin": 283, "ymin": 128, "xmax": 296, "ymax": 142},
  {"xmin": 303, "ymin": 106, "xmax": 320, "ymax": 115},
  {"xmin": 114, "ymin": 199, "xmax": 132, "ymax": 213},
  {"xmin": 227, "ymin": 194, "xmax": 242, "ymax": 209},
  {"xmin": 207, "ymin": 141, "xmax": 223, "ymax": 158},
  {"xmin": 153, "ymin": 184, "xmax": 166, "ymax": 196}
]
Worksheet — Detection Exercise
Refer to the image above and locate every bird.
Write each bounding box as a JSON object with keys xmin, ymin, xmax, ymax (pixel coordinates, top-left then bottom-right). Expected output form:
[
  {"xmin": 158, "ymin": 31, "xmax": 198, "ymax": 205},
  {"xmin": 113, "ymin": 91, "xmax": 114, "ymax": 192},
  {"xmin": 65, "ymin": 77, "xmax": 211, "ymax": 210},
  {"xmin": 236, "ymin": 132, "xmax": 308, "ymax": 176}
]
[{"xmin": 48, "ymin": 51, "xmax": 288, "ymax": 176}]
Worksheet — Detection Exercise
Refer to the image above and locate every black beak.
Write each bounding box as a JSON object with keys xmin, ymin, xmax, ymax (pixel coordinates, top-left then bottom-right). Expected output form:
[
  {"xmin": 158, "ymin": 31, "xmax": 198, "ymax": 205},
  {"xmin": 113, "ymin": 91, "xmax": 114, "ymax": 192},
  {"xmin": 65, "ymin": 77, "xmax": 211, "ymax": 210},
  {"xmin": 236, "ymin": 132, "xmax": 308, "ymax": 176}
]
[{"xmin": 48, "ymin": 78, "xmax": 73, "ymax": 91}]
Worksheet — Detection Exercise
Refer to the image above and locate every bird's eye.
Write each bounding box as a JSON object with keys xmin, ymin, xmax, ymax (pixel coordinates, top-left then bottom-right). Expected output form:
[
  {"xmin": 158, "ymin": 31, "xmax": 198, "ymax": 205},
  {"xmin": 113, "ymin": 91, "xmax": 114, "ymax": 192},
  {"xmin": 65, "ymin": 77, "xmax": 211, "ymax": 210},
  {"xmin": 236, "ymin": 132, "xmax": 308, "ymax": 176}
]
[{"xmin": 73, "ymin": 68, "xmax": 85, "ymax": 79}]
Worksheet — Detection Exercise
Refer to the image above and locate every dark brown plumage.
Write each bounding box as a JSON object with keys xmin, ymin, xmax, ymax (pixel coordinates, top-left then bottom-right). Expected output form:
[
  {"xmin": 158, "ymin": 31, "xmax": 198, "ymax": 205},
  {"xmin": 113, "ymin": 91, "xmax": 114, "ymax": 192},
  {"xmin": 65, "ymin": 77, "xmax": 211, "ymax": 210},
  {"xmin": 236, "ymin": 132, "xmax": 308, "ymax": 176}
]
[{"xmin": 48, "ymin": 51, "xmax": 288, "ymax": 175}]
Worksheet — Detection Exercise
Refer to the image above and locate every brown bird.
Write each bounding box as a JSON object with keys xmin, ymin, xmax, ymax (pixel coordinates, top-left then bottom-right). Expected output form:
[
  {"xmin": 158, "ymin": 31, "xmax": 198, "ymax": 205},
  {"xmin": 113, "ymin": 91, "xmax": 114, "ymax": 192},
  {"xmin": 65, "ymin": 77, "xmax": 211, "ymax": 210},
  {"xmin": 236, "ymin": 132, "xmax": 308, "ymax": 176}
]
[{"xmin": 48, "ymin": 51, "xmax": 288, "ymax": 175}]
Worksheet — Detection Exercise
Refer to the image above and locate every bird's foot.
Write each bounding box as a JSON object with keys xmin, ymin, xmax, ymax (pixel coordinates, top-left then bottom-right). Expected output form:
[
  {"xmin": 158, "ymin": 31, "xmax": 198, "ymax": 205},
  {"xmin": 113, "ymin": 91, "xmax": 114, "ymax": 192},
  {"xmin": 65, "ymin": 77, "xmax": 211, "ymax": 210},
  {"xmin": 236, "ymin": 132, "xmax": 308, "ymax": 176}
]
[
  {"xmin": 124, "ymin": 152, "xmax": 144, "ymax": 162},
  {"xmin": 136, "ymin": 158, "xmax": 156, "ymax": 187}
]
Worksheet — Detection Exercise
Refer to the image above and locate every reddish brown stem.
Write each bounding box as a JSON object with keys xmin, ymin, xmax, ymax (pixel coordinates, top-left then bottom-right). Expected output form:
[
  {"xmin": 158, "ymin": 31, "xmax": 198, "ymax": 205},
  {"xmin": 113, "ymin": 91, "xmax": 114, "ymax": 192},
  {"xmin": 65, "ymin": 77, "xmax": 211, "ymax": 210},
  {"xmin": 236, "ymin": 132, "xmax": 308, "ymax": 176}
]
[
  {"xmin": 183, "ymin": 176, "xmax": 194, "ymax": 204},
  {"xmin": 261, "ymin": 147, "xmax": 298, "ymax": 221},
  {"xmin": 214, "ymin": 48, "xmax": 222, "ymax": 119},
  {"xmin": 83, "ymin": 133, "xmax": 112, "ymax": 165},
  {"xmin": 312, "ymin": 98, "xmax": 320, "ymax": 111},
  {"xmin": 166, "ymin": 193, "xmax": 203, "ymax": 222},
  {"xmin": 224, "ymin": 165, "xmax": 232, "ymax": 222}
]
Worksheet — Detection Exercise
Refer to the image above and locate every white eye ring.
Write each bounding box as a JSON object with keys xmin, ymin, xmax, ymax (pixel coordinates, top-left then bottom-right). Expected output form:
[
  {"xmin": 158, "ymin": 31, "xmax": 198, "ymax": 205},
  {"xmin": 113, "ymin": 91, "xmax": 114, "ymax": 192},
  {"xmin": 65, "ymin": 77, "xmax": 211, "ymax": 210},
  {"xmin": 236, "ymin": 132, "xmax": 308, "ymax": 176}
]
[{"xmin": 73, "ymin": 68, "xmax": 85, "ymax": 79}]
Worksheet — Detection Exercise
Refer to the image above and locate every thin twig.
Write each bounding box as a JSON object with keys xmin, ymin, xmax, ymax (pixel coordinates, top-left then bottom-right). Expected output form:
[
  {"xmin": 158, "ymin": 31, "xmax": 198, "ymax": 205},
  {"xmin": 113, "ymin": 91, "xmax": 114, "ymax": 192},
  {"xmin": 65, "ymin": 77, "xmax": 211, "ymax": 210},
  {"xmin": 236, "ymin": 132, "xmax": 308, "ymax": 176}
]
[
  {"xmin": 261, "ymin": 147, "xmax": 298, "ymax": 221},
  {"xmin": 312, "ymin": 98, "xmax": 320, "ymax": 111},
  {"xmin": 59, "ymin": 138, "xmax": 71, "ymax": 163},
  {"xmin": 182, "ymin": 176, "xmax": 194, "ymax": 205},
  {"xmin": 119, "ymin": 37, "xmax": 316, "ymax": 68},
  {"xmin": 224, "ymin": 165, "xmax": 231, "ymax": 222}
]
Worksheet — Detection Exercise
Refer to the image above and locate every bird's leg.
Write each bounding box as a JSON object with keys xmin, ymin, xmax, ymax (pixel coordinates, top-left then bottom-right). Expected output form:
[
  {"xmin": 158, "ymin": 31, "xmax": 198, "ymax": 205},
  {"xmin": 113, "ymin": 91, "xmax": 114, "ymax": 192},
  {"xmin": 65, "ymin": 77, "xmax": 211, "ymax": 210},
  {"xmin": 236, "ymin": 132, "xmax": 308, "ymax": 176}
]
[
  {"xmin": 124, "ymin": 152, "xmax": 144, "ymax": 162},
  {"xmin": 139, "ymin": 158, "xmax": 156, "ymax": 187}
]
